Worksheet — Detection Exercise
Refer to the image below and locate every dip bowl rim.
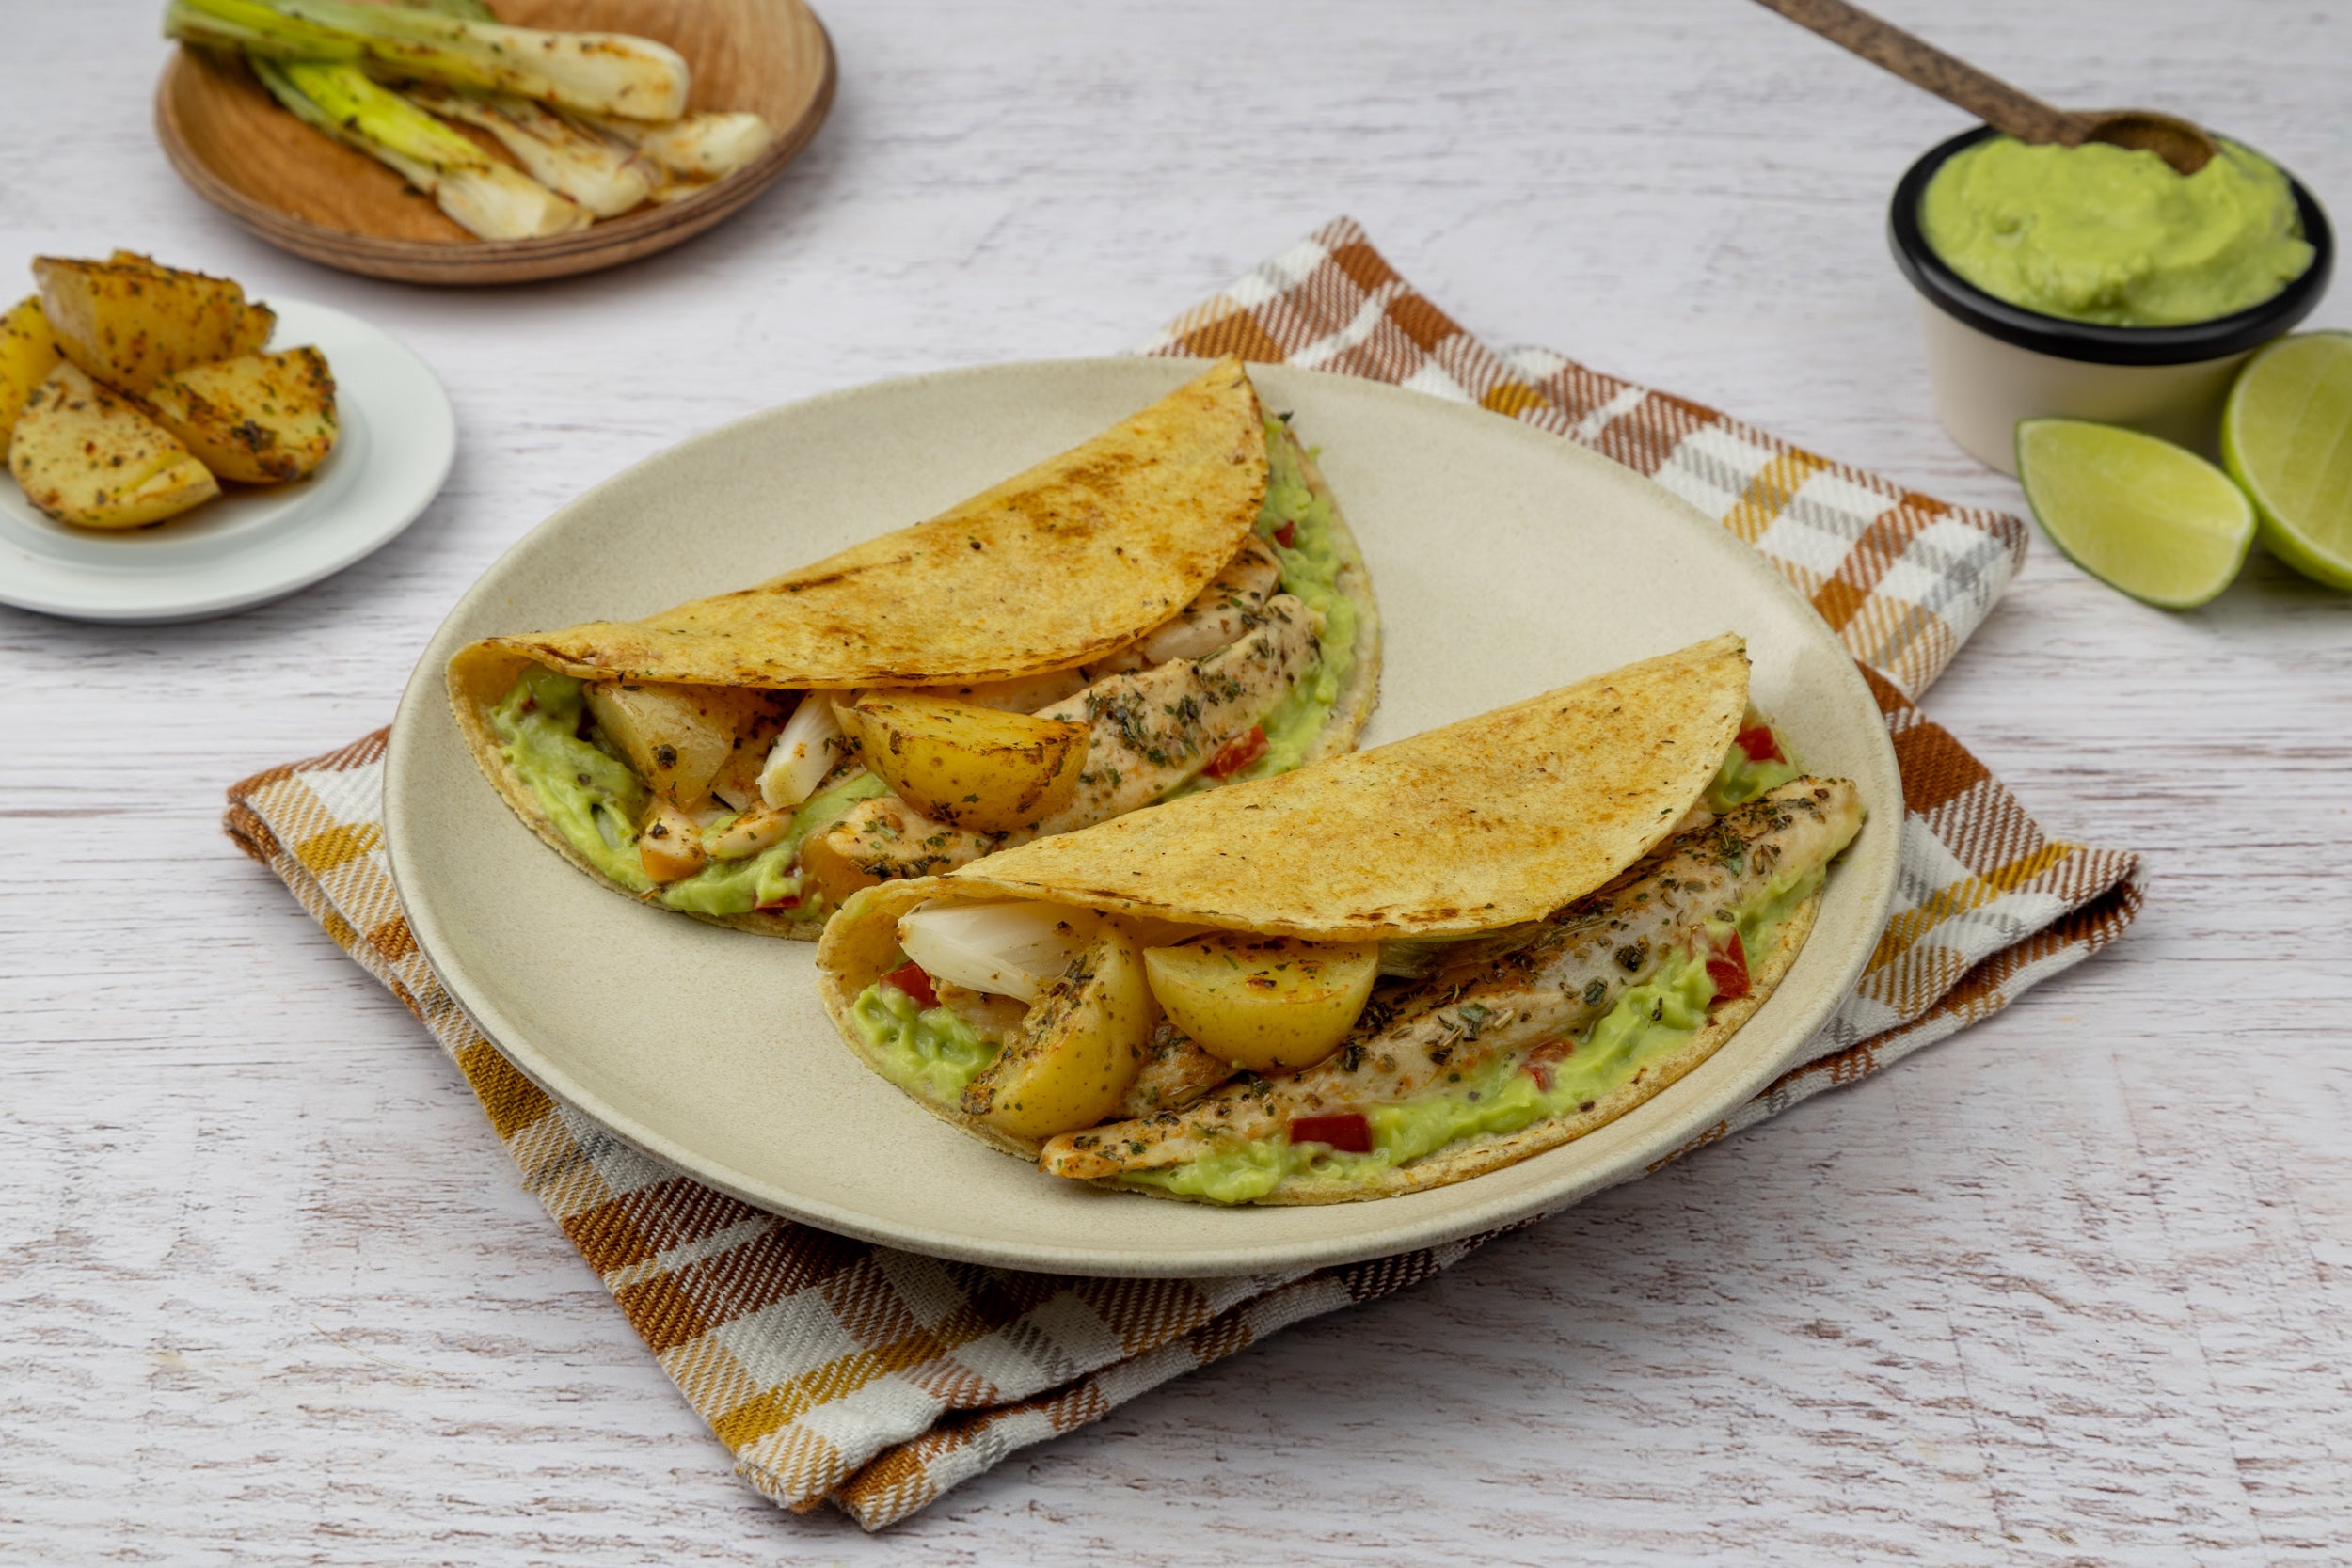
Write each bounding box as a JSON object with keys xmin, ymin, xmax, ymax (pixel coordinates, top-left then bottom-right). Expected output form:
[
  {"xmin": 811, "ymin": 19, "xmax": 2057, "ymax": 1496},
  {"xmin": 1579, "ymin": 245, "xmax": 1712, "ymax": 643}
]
[{"xmin": 1889, "ymin": 123, "xmax": 2333, "ymax": 367}]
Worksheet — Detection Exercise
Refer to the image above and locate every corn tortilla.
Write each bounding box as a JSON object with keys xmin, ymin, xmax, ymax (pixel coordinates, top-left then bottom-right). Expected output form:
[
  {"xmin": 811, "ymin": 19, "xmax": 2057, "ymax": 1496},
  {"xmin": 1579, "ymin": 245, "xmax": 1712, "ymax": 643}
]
[
  {"xmin": 451, "ymin": 356, "xmax": 1378, "ymax": 939},
  {"xmin": 814, "ymin": 635, "xmax": 1828, "ymax": 1190}
]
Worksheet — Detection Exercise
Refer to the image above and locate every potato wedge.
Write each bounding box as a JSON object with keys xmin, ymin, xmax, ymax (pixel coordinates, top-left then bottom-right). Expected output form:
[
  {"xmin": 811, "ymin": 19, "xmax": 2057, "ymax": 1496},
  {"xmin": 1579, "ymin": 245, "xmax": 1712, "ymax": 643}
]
[
  {"xmin": 8, "ymin": 362, "xmax": 218, "ymax": 530},
  {"xmin": 106, "ymin": 251, "xmax": 274, "ymax": 356},
  {"xmin": 146, "ymin": 348, "xmax": 340, "ymax": 485},
  {"xmin": 583, "ymin": 680, "xmax": 787, "ymax": 807},
  {"xmin": 838, "ymin": 691, "xmax": 1088, "ymax": 832},
  {"xmin": 0, "ymin": 295, "xmax": 60, "ymax": 445},
  {"xmin": 961, "ymin": 923, "xmax": 1156, "ymax": 1139},
  {"xmin": 34, "ymin": 256, "xmax": 255, "ymax": 393},
  {"xmin": 1143, "ymin": 934, "xmax": 1379, "ymax": 1074}
]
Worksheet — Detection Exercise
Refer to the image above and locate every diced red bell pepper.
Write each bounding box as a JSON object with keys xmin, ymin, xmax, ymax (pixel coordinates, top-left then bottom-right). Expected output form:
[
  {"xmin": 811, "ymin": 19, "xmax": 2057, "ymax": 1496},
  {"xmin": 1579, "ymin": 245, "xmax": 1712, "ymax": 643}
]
[
  {"xmin": 882, "ymin": 960, "xmax": 938, "ymax": 1009},
  {"xmin": 1520, "ymin": 1038, "xmax": 1575, "ymax": 1092},
  {"xmin": 1287, "ymin": 1113, "xmax": 1373, "ymax": 1154},
  {"xmin": 1735, "ymin": 724, "xmax": 1784, "ymax": 764},
  {"xmin": 1273, "ymin": 519, "xmax": 1297, "ymax": 548},
  {"xmin": 1706, "ymin": 930, "xmax": 1750, "ymax": 1006},
  {"xmin": 1203, "ymin": 724, "xmax": 1269, "ymax": 779},
  {"xmin": 758, "ymin": 894, "xmax": 803, "ymax": 912}
]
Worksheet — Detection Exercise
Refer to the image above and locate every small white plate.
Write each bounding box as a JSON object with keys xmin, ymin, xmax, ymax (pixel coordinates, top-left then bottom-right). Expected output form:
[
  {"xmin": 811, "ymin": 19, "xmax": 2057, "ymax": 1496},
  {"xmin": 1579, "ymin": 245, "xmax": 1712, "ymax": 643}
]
[{"xmin": 0, "ymin": 299, "xmax": 453, "ymax": 624}]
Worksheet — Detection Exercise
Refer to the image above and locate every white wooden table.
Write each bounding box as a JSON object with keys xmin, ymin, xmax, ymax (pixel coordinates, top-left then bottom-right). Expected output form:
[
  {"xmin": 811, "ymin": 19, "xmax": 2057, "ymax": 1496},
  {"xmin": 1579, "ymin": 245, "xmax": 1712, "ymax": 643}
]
[{"xmin": 7, "ymin": 1, "xmax": 2348, "ymax": 1560}]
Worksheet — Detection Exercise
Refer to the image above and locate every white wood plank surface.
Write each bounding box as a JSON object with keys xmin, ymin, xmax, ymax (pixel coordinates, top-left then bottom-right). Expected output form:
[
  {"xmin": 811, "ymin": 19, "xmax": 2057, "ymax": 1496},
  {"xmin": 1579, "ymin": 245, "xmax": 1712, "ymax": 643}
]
[{"xmin": 5, "ymin": 0, "xmax": 2349, "ymax": 1561}]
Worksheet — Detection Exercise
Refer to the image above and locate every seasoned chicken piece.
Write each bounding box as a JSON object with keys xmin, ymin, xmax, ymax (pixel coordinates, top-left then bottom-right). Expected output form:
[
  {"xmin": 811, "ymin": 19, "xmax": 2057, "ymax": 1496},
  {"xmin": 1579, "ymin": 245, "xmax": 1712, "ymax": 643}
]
[
  {"xmin": 934, "ymin": 982, "xmax": 1029, "ymax": 1042},
  {"xmin": 1041, "ymin": 777, "xmax": 1865, "ymax": 1180},
  {"xmin": 1136, "ymin": 536, "xmax": 1284, "ymax": 665},
  {"xmin": 1085, "ymin": 535, "xmax": 1284, "ymax": 676},
  {"xmin": 1116, "ymin": 1022, "xmax": 1242, "ymax": 1117},
  {"xmin": 801, "ymin": 793, "xmax": 996, "ymax": 901},
  {"xmin": 1033, "ymin": 594, "xmax": 1319, "ymax": 832},
  {"xmin": 803, "ymin": 600, "xmax": 1322, "ymax": 897}
]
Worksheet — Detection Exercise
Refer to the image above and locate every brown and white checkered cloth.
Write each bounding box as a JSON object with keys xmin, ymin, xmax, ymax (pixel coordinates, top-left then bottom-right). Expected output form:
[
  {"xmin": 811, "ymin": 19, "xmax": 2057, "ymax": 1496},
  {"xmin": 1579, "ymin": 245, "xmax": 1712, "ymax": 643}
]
[{"xmin": 224, "ymin": 217, "xmax": 2142, "ymax": 1530}]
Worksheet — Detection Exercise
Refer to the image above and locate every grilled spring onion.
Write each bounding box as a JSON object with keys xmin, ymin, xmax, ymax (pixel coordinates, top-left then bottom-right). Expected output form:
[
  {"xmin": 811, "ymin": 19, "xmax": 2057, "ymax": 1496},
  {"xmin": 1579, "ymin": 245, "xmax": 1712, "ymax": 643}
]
[
  {"xmin": 250, "ymin": 58, "xmax": 590, "ymax": 240},
  {"xmin": 581, "ymin": 110, "xmax": 776, "ymax": 179},
  {"xmin": 405, "ymin": 84, "xmax": 654, "ymax": 217},
  {"xmin": 164, "ymin": 0, "xmax": 690, "ymax": 119}
]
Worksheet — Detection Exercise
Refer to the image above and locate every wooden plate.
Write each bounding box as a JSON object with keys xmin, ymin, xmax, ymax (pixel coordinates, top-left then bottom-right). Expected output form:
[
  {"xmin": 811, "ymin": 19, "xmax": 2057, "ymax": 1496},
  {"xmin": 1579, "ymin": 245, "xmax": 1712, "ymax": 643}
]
[{"xmin": 153, "ymin": 0, "xmax": 834, "ymax": 286}]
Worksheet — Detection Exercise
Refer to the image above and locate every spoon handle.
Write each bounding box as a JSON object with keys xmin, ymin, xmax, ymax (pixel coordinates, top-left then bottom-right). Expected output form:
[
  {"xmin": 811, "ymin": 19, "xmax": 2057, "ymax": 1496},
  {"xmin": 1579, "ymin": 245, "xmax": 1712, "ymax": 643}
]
[{"xmin": 1751, "ymin": 0, "xmax": 2082, "ymax": 146}]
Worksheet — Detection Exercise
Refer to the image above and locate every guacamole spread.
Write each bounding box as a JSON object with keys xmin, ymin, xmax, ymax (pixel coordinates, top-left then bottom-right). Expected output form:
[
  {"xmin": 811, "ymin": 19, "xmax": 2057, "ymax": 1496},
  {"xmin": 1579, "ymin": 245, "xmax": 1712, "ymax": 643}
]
[
  {"xmin": 487, "ymin": 664, "xmax": 882, "ymax": 917},
  {"xmin": 1233, "ymin": 416, "xmax": 1356, "ymax": 782},
  {"xmin": 1920, "ymin": 135, "xmax": 2313, "ymax": 327},
  {"xmin": 851, "ymin": 983, "xmax": 1000, "ymax": 1106}
]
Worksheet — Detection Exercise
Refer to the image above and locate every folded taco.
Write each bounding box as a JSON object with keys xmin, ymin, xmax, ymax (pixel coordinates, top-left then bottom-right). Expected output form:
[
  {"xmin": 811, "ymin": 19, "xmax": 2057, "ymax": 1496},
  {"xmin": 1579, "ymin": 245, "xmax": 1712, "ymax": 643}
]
[
  {"xmin": 815, "ymin": 634, "xmax": 1866, "ymax": 1204},
  {"xmin": 449, "ymin": 357, "xmax": 1381, "ymax": 938}
]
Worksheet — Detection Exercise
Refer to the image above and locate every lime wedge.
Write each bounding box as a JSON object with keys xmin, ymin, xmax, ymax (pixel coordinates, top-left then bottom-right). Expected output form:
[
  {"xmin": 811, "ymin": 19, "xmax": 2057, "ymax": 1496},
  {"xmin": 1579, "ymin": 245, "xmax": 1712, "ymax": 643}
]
[
  {"xmin": 2015, "ymin": 419, "xmax": 2253, "ymax": 609},
  {"xmin": 2221, "ymin": 332, "xmax": 2352, "ymax": 591}
]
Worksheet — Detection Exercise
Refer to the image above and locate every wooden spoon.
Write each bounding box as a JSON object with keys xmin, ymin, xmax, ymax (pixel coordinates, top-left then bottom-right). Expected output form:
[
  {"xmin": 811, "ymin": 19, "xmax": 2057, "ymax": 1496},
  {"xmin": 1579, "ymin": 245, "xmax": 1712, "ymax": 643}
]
[{"xmin": 1752, "ymin": 0, "xmax": 2217, "ymax": 175}]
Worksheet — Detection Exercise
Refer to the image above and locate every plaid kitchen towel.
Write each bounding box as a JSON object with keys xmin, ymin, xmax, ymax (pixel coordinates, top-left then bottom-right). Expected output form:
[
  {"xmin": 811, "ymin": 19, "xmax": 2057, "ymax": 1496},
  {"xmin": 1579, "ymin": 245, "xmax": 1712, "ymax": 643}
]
[{"xmin": 224, "ymin": 217, "xmax": 2142, "ymax": 1530}]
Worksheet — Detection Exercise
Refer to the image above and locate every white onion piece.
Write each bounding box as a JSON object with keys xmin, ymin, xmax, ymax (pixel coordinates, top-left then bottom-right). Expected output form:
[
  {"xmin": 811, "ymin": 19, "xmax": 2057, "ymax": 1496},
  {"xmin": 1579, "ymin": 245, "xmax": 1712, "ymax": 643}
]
[
  {"xmin": 897, "ymin": 901, "xmax": 1099, "ymax": 1003},
  {"xmin": 757, "ymin": 693, "xmax": 846, "ymax": 808}
]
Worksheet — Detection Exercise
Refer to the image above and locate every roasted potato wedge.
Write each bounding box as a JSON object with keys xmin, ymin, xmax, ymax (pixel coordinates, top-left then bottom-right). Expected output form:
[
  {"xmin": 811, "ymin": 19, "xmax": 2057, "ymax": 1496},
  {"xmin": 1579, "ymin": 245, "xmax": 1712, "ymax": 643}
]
[
  {"xmin": 108, "ymin": 252, "xmax": 274, "ymax": 356},
  {"xmin": 34, "ymin": 256, "xmax": 255, "ymax": 393},
  {"xmin": 8, "ymin": 362, "xmax": 218, "ymax": 529},
  {"xmin": 584, "ymin": 680, "xmax": 785, "ymax": 807},
  {"xmin": 838, "ymin": 691, "xmax": 1088, "ymax": 832},
  {"xmin": 961, "ymin": 923, "xmax": 1156, "ymax": 1139},
  {"xmin": 1143, "ymin": 934, "xmax": 1379, "ymax": 1073},
  {"xmin": 0, "ymin": 294, "xmax": 60, "ymax": 445},
  {"xmin": 146, "ymin": 348, "xmax": 340, "ymax": 485}
]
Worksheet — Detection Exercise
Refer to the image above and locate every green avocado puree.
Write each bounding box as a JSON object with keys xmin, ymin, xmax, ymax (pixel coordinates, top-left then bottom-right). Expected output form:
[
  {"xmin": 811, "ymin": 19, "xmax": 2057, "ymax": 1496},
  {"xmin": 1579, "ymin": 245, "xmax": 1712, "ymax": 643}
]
[
  {"xmin": 1230, "ymin": 416, "xmax": 1356, "ymax": 782},
  {"xmin": 487, "ymin": 664, "xmax": 883, "ymax": 917},
  {"xmin": 1920, "ymin": 136, "xmax": 2312, "ymax": 327},
  {"xmin": 851, "ymin": 983, "xmax": 1000, "ymax": 1105},
  {"xmin": 1705, "ymin": 713, "xmax": 1803, "ymax": 815}
]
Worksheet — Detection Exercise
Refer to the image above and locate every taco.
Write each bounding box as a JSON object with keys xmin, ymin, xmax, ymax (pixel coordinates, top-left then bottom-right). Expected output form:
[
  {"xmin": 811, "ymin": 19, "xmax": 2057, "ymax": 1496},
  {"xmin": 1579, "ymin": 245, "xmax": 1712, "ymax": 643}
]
[
  {"xmin": 449, "ymin": 357, "xmax": 1382, "ymax": 939},
  {"xmin": 815, "ymin": 634, "xmax": 1867, "ymax": 1204}
]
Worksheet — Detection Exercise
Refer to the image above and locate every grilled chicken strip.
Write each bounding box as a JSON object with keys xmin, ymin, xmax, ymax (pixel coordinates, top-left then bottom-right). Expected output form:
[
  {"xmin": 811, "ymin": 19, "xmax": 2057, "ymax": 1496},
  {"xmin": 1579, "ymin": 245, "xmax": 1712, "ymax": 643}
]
[
  {"xmin": 1136, "ymin": 536, "xmax": 1284, "ymax": 665},
  {"xmin": 1041, "ymin": 776, "xmax": 1864, "ymax": 1180},
  {"xmin": 1082, "ymin": 537, "xmax": 1284, "ymax": 677},
  {"xmin": 1117, "ymin": 1022, "xmax": 1241, "ymax": 1117},
  {"xmin": 1033, "ymin": 593, "xmax": 1318, "ymax": 831},
  {"xmin": 804, "ymin": 597, "xmax": 1322, "ymax": 893}
]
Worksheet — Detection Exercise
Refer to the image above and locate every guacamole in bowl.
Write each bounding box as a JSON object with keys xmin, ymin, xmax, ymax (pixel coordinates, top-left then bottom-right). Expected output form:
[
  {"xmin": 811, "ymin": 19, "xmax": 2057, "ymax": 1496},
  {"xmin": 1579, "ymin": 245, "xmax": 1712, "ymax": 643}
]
[{"xmin": 1887, "ymin": 124, "xmax": 2333, "ymax": 473}]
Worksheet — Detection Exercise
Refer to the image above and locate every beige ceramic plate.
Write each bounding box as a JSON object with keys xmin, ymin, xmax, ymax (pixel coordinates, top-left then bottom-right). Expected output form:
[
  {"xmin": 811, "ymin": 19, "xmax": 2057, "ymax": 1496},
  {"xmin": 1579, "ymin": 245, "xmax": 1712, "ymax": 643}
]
[{"xmin": 385, "ymin": 359, "xmax": 1901, "ymax": 1276}]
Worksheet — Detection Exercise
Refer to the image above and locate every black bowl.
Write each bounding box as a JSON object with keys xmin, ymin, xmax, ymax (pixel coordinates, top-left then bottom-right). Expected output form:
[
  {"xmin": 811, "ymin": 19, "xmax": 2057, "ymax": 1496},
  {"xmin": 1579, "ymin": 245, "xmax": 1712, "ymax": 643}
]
[{"xmin": 1888, "ymin": 124, "xmax": 2333, "ymax": 366}]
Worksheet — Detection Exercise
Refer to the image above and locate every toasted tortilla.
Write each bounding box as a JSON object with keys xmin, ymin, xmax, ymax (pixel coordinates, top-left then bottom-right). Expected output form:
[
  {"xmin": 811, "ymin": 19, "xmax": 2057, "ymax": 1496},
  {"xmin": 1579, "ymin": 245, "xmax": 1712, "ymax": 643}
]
[
  {"xmin": 451, "ymin": 357, "xmax": 1380, "ymax": 940},
  {"xmin": 815, "ymin": 634, "xmax": 1803, "ymax": 1188},
  {"xmin": 458, "ymin": 356, "xmax": 1269, "ymax": 696},
  {"xmin": 816, "ymin": 634, "xmax": 1752, "ymax": 976}
]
